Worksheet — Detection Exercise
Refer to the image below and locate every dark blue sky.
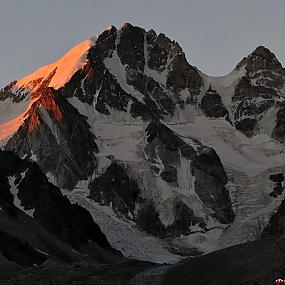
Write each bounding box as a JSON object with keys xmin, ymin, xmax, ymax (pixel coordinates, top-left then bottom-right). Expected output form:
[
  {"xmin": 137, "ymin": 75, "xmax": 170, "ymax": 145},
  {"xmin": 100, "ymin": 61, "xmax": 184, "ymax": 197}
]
[{"xmin": 1, "ymin": 0, "xmax": 285, "ymax": 86}]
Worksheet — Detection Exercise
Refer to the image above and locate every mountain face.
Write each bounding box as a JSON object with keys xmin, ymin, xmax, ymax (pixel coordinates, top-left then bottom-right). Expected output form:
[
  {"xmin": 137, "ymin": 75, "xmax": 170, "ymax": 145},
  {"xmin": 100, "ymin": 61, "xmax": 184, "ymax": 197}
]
[
  {"xmin": 0, "ymin": 150, "xmax": 122, "ymax": 267},
  {"xmin": 1, "ymin": 23, "xmax": 285, "ymax": 265}
]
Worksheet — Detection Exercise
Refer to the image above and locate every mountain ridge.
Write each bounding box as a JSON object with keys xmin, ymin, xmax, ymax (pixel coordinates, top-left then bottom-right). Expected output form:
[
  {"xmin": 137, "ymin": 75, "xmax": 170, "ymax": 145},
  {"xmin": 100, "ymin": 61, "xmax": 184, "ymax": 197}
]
[{"xmin": 4, "ymin": 24, "xmax": 284, "ymax": 93}]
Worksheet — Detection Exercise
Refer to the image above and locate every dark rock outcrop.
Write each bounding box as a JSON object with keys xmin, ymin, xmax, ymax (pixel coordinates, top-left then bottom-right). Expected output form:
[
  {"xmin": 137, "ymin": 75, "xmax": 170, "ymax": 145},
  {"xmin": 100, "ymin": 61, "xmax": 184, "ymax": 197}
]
[
  {"xmin": 167, "ymin": 200, "xmax": 206, "ymax": 236},
  {"xmin": 201, "ymin": 86, "xmax": 229, "ymax": 119},
  {"xmin": 193, "ymin": 148, "xmax": 234, "ymax": 224},
  {"xmin": 262, "ymin": 199, "xmax": 285, "ymax": 238},
  {"xmin": 117, "ymin": 23, "xmax": 145, "ymax": 71},
  {"xmin": 136, "ymin": 200, "xmax": 167, "ymax": 238},
  {"xmin": 234, "ymin": 117, "xmax": 258, "ymax": 137},
  {"xmin": 263, "ymin": 174, "xmax": 285, "ymax": 236},
  {"xmin": 88, "ymin": 162, "xmax": 139, "ymax": 219},
  {"xmin": 270, "ymin": 173, "xmax": 284, "ymax": 183},
  {"xmin": 273, "ymin": 102, "xmax": 285, "ymax": 142},
  {"xmin": 269, "ymin": 173, "xmax": 284, "ymax": 198}
]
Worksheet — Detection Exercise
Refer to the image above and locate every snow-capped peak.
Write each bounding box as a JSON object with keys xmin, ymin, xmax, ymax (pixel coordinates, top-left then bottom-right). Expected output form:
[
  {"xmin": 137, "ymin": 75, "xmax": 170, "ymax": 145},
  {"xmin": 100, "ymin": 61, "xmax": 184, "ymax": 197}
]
[
  {"xmin": 16, "ymin": 38, "xmax": 95, "ymax": 90},
  {"xmin": 234, "ymin": 45, "xmax": 283, "ymax": 75}
]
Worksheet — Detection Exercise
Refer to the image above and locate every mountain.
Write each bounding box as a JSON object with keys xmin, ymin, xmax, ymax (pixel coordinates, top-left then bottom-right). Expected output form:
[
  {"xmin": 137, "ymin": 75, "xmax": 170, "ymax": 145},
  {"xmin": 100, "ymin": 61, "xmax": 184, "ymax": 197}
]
[{"xmin": 1, "ymin": 23, "xmax": 285, "ymax": 269}]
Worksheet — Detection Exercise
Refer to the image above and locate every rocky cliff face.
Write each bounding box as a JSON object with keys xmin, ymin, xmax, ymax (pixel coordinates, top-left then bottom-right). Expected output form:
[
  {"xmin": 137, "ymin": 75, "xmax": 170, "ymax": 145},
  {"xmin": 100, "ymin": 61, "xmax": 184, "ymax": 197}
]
[
  {"xmin": 61, "ymin": 24, "xmax": 203, "ymax": 120},
  {"xmin": 1, "ymin": 23, "xmax": 285, "ymax": 263},
  {"xmin": 200, "ymin": 86, "xmax": 229, "ymax": 120},
  {"xmin": 209, "ymin": 46, "xmax": 285, "ymax": 138}
]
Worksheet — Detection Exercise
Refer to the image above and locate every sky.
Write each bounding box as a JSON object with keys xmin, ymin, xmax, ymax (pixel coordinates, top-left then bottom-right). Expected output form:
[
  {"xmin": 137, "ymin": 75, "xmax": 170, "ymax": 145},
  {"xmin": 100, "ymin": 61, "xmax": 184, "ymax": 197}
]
[{"xmin": 0, "ymin": 0, "xmax": 285, "ymax": 86}]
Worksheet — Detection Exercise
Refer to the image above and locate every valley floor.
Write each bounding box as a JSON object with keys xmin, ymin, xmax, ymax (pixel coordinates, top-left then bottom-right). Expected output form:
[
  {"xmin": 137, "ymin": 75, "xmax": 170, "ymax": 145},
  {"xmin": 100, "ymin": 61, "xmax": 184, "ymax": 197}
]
[{"xmin": 2, "ymin": 235, "xmax": 285, "ymax": 285}]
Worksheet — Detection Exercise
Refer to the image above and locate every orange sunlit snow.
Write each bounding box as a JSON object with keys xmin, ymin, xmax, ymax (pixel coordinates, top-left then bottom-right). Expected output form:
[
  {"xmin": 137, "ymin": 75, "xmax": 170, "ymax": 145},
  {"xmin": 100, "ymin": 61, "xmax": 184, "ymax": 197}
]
[
  {"xmin": 0, "ymin": 37, "xmax": 94, "ymax": 142},
  {"xmin": 16, "ymin": 38, "xmax": 94, "ymax": 90}
]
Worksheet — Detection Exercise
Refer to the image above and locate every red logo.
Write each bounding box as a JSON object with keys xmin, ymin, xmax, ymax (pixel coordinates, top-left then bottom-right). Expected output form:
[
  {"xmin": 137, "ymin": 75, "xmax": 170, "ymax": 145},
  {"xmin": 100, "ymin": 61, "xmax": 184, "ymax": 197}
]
[{"xmin": 275, "ymin": 279, "xmax": 285, "ymax": 284}]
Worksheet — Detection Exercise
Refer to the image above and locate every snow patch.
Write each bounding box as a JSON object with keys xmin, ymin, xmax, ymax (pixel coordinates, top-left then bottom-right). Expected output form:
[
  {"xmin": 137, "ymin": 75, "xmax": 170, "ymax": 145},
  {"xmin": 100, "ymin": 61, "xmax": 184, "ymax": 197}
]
[
  {"xmin": 104, "ymin": 50, "xmax": 145, "ymax": 103},
  {"xmin": 8, "ymin": 176, "xmax": 35, "ymax": 217}
]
